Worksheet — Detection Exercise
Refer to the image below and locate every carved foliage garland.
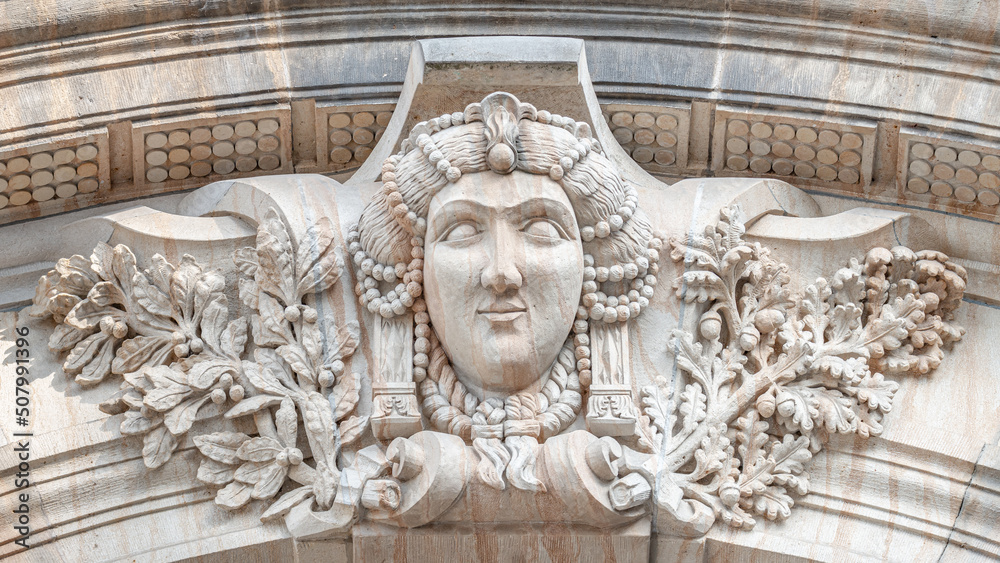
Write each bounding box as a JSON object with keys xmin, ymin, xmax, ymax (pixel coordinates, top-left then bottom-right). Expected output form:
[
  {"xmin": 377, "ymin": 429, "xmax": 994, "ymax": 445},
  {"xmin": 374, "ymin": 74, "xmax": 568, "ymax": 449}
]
[
  {"xmin": 636, "ymin": 205, "xmax": 967, "ymax": 529},
  {"xmin": 32, "ymin": 208, "xmax": 364, "ymax": 520}
]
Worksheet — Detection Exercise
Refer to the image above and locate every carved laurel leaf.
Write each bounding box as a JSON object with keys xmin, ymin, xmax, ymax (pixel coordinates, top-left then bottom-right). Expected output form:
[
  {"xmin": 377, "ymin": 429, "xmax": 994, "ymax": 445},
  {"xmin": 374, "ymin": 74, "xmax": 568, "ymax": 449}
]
[
  {"xmin": 255, "ymin": 209, "xmax": 297, "ymax": 305},
  {"xmin": 143, "ymin": 365, "xmax": 192, "ymax": 411},
  {"xmin": 112, "ymin": 335, "xmax": 174, "ymax": 376},
  {"xmin": 242, "ymin": 359, "xmax": 288, "ymax": 397},
  {"xmin": 252, "ymin": 292, "xmax": 295, "ymax": 347},
  {"xmin": 215, "ymin": 481, "xmax": 253, "ymax": 510},
  {"xmin": 193, "ymin": 431, "xmax": 251, "ymax": 465},
  {"xmin": 330, "ymin": 371, "xmax": 361, "ymax": 421},
  {"xmin": 130, "ymin": 271, "xmax": 172, "ymax": 320},
  {"xmin": 235, "ymin": 460, "xmax": 272, "ymax": 484},
  {"xmin": 234, "ymin": 247, "xmax": 259, "ymax": 278},
  {"xmin": 260, "ymin": 486, "xmax": 313, "ymax": 522},
  {"xmin": 64, "ymin": 333, "xmax": 115, "ymax": 384},
  {"xmin": 325, "ymin": 322, "xmax": 360, "ymax": 366},
  {"xmin": 252, "ymin": 464, "xmax": 288, "ymax": 500},
  {"xmin": 237, "ymin": 436, "xmax": 283, "ymax": 462},
  {"xmin": 120, "ymin": 411, "xmax": 158, "ymax": 435},
  {"xmin": 296, "ymin": 217, "xmax": 343, "ymax": 298},
  {"xmin": 220, "ymin": 318, "xmax": 248, "ymax": 359},
  {"xmin": 198, "ymin": 458, "xmax": 237, "ymax": 485},
  {"xmin": 275, "ymin": 399, "xmax": 298, "ymax": 447},
  {"xmin": 49, "ymin": 323, "xmax": 89, "ymax": 352},
  {"xmin": 186, "ymin": 357, "xmax": 237, "ymax": 391},
  {"xmin": 200, "ymin": 298, "xmax": 229, "ymax": 355},
  {"xmin": 224, "ymin": 395, "xmax": 285, "ymax": 419},
  {"xmin": 338, "ymin": 415, "xmax": 369, "ymax": 445},
  {"xmin": 164, "ymin": 394, "xmax": 213, "ymax": 435},
  {"xmin": 142, "ymin": 425, "xmax": 177, "ymax": 469},
  {"xmin": 277, "ymin": 344, "xmax": 315, "ymax": 384}
]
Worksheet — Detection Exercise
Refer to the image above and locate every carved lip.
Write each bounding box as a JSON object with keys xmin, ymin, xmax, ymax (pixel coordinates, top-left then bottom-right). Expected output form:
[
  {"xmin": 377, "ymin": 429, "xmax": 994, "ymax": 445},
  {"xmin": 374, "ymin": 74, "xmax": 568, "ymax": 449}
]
[{"xmin": 477, "ymin": 301, "xmax": 527, "ymax": 322}]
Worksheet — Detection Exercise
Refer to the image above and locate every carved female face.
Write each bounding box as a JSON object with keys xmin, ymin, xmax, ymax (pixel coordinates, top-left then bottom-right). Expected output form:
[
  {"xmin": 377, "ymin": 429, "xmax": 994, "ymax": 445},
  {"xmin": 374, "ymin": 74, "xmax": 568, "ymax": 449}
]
[{"xmin": 424, "ymin": 170, "xmax": 584, "ymax": 399}]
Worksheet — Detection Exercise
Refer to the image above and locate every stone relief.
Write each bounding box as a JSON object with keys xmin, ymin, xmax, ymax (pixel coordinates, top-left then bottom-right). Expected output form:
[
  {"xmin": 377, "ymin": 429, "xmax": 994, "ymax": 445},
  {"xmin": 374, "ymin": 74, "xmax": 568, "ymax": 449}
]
[{"xmin": 29, "ymin": 92, "xmax": 968, "ymax": 540}]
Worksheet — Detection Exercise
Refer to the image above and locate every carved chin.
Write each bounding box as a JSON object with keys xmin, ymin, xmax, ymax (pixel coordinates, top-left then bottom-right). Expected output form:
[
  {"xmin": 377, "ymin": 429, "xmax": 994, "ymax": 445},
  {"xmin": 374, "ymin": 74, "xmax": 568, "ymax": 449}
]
[{"xmin": 438, "ymin": 321, "xmax": 554, "ymax": 398}]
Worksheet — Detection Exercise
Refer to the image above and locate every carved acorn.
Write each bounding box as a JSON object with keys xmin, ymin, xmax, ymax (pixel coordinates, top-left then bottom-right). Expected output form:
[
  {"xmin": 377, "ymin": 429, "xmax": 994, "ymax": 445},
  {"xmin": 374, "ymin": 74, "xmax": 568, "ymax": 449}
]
[
  {"xmin": 756, "ymin": 388, "xmax": 777, "ymax": 418},
  {"xmin": 754, "ymin": 309, "xmax": 785, "ymax": 334},
  {"xmin": 699, "ymin": 310, "xmax": 723, "ymax": 340},
  {"xmin": 739, "ymin": 326, "xmax": 760, "ymax": 351},
  {"xmin": 719, "ymin": 482, "xmax": 741, "ymax": 507},
  {"xmin": 776, "ymin": 391, "xmax": 796, "ymax": 417}
]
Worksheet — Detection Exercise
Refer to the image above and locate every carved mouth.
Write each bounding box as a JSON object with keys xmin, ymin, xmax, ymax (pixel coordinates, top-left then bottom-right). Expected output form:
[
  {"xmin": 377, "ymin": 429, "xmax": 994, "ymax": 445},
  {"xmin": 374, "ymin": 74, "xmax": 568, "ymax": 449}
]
[{"xmin": 478, "ymin": 302, "xmax": 527, "ymax": 322}]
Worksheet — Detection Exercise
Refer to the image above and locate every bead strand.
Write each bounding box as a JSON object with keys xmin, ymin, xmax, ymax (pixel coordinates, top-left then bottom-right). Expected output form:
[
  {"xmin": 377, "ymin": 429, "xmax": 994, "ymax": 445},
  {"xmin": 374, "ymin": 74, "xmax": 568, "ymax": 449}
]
[
  {"xmin": 579, "ymin": 235, "xmax": 663, "ymax": 324},
  {"xmin": 580, "ymin": 185, "xmax": 639, "ymax": 242}
]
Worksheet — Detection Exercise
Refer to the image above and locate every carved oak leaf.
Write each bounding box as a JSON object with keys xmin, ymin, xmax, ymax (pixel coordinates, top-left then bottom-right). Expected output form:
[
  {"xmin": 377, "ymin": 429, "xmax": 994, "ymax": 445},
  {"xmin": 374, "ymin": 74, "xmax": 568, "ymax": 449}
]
[{"xmin": 655, "ymin": 204, "xmax": 967, "ymax": 531}]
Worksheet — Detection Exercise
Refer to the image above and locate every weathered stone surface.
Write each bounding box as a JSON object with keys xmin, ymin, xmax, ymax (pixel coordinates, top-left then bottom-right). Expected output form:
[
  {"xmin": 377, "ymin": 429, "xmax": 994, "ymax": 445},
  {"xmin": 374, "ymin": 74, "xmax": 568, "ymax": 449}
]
[{"xmin": 0, "ymin": 33, "xmax": 998, "ymax": 563}]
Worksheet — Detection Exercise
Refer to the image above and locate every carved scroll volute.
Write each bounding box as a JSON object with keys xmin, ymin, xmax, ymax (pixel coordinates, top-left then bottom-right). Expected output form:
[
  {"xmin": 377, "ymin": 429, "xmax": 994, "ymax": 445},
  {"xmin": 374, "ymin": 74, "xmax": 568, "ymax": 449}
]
[
  {"xmin": 585, "ymin": 322, "xmax": 638, "ymax": 437},
  {"xmin": 371, "ymin": 313, "xmax": 423, "ymax": 440}
]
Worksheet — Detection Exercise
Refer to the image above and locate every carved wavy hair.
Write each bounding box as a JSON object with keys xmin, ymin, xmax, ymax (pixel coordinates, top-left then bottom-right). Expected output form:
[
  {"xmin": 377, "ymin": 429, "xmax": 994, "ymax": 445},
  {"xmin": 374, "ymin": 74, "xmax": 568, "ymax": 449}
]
[
  {"xmin": 358, "ymin": 98, "xmax": 652, "ymax": 270},
  {"xmin": 353, "ymin": 92, "xmax": 655, "ymax": 492}
]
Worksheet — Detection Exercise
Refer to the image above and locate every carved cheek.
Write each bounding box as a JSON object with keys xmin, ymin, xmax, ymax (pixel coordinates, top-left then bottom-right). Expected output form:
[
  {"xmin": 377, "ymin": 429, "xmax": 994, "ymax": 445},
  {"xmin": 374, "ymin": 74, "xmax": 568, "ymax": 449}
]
[{"xmin": 523, "ymin": 239, "xmax": 584, "ymax": 327}]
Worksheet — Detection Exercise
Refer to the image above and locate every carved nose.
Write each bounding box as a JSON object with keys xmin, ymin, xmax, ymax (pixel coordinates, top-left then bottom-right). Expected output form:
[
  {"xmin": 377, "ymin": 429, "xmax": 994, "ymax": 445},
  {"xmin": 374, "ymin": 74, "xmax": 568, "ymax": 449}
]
[{"xmin": 481, "ymin": 243, "xmax": 523, "ymax": 294}]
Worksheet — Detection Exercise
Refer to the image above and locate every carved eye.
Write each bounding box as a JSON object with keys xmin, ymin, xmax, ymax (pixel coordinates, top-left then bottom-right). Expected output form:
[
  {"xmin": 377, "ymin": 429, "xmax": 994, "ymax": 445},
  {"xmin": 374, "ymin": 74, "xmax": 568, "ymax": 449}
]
[
  {"xmin": 523, "ymin": 219, "xmax": 564, "ymax": 240},
  {"xmin": 442, "ymin": 222, "xmax": 480, "ymax": 242}
]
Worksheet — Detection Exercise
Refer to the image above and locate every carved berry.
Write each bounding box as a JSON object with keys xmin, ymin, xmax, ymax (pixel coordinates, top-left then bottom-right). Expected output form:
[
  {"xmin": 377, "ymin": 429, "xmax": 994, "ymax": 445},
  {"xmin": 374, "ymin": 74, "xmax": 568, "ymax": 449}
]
[
  {"xmin": 302, "ymin": 307, "xmax": 318, "ymax": 324},
  {"xmin": 112, "ymin": 322, "xmax": 128, "ymax": 339},
  {"xmin": 276, "ymin": 451, "xmax": 289, "ymax": 467},
  {"xmin": 318, "ymin": 370, "xmax": 335, "ymax": 388},
  {"xmin": 189, "ymin": 338, "xmax": 204, "ymax": 354},
  {"xmin": 210, "ymin": 389, "xmax": 227, "ymax": 404},
  {"xmin": 229, "ymin": 385, "xmax": 245, "ymax": 402},
  {"xmin": 284, "ymin": 306, "xmax": 301, "ymax": 323},
  {"xmin": 220, "ymin": 373, "xmax": 234, "ymax": 388},
  {"xmin": 288, "ymin": 448, "xmax": 303, "ymax": 465},
  {"xmin": 173, "ymin": 343, "xmax": 190, "ymax": 358}
]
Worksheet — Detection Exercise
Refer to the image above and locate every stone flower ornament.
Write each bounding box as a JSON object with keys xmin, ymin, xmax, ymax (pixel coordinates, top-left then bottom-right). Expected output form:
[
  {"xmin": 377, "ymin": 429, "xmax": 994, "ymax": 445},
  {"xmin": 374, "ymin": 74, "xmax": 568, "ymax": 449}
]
[{"xmin": 32, "ymin": 91, "xmax": 967, "ymax": 538}]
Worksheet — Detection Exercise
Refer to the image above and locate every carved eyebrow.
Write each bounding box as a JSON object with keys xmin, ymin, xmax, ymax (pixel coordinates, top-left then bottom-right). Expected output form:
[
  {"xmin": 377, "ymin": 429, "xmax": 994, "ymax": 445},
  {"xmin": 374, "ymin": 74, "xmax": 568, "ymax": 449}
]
[{"xmin": 428, "ymin": 197, "xmax": 578, "ymax": 240}]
